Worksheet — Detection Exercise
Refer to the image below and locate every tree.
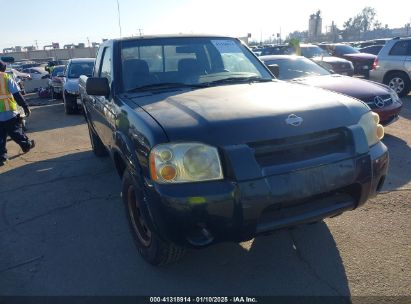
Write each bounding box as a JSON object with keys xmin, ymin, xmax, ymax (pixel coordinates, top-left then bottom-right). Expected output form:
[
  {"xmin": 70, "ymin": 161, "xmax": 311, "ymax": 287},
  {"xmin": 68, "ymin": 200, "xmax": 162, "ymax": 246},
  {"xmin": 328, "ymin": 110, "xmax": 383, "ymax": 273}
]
[{"xmin": 342, "ymin": 7, "xmax": 380, "ymax": 40}]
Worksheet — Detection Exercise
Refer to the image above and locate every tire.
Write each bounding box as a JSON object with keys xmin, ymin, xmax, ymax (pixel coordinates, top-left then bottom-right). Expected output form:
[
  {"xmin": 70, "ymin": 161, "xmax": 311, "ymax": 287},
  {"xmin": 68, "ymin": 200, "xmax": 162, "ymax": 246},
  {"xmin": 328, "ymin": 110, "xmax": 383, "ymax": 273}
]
[
  {"xmin": 63, "ymin": 93, "xmax": 78, "ymax": 114},
  {"xmin": 385, "ymin": 72, "xmax": 410, "ymax": 97},
  {"xmin": 122, "ymin": 169, "xmax": 186, "ymax": 266},
  {"xmin": 87, "ymin": 122, "xmax": 107, "ymax": 157}
]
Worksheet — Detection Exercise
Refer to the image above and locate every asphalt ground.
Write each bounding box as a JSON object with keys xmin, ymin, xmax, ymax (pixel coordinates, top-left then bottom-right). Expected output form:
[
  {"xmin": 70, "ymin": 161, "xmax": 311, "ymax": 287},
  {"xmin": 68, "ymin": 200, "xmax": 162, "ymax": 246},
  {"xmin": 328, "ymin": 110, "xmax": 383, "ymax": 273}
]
[{"xmin": 0, "ymin": 95, "xmax": 410, "ymax": 297}]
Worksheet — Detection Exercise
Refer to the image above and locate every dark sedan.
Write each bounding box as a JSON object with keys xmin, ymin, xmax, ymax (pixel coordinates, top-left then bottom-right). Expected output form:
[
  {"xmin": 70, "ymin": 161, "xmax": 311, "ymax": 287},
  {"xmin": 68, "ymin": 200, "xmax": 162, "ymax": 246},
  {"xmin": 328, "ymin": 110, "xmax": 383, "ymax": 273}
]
[
  {"xmin": 318, "ymin": 43, "xmax": 376, "ymax": 78},
  {"xmin": 261, "ymin": 55, "xmax": 402, "ymax": 126},
  {"xmin": 299, "ymin": 44, "xmax": 354, "ymax": 76},
  {"xmin": 359, "ymin": 45, "xmax": 384, "ymax": 55}
]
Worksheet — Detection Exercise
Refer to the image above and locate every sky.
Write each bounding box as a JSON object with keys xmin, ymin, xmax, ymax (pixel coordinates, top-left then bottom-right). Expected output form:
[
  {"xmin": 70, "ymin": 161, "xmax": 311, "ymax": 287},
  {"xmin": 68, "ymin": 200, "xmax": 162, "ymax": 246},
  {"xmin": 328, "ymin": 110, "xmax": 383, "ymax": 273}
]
[{"xmin": 1, "ymin": 0, "xmax": 410, "ymax": 50}]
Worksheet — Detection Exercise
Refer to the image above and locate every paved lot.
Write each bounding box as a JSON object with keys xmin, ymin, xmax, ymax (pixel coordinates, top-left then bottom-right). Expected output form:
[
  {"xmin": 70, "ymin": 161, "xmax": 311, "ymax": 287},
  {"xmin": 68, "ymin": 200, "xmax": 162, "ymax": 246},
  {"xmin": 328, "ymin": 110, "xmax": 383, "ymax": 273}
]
[{"xmin": 0, "ymin": 96, "xmax": 410, "ymax": 296}]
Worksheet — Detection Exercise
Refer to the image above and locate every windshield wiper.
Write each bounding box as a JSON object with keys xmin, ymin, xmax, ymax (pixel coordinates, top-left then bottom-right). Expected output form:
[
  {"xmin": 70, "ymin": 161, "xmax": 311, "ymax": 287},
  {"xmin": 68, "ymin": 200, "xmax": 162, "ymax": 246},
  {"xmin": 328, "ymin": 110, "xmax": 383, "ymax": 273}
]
[
  {"xmin": 128, "ymin": 82, "xmax": 206, "ymax": 92},
  {"xmin": 204, "ymin": 76, "xmax": 272, "ymax": 86}
]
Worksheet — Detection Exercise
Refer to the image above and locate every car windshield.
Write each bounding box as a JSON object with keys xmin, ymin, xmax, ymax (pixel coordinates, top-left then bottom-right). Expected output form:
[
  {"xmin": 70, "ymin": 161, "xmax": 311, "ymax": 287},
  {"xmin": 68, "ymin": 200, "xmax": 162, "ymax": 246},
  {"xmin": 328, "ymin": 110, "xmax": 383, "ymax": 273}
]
[
  {"xmin": 301, "ymin": 46, "xmax": 329, "ymax": 58},
  {"xmin": 52, "ymin": 66, "xmax": 65, "ymax": 76},
  {"xmin": 120, "ymin": 37, "xmax": 272, "ymax": 92},
  {"xmin": 263, "ymin": 57, "xmax": 330, "ymax": 80},
  {"xmin": 68, "ymin": 62, "xmax": 94, "ymax": 78},
  {"xmin": 335, "ymin": 44, "xmax": 360, "ymax": 54},
  {"xmin": 260, "ymin": 46, "xmax": 292, "ymax": 56}
]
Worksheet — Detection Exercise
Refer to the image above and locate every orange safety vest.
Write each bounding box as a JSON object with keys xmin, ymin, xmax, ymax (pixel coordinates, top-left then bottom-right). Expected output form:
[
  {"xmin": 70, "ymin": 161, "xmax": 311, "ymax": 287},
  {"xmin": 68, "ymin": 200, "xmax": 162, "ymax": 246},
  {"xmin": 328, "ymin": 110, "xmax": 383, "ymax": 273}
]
[{"xmin": 0, "ymin": 72, "xmax": 18, "ymax": 113}]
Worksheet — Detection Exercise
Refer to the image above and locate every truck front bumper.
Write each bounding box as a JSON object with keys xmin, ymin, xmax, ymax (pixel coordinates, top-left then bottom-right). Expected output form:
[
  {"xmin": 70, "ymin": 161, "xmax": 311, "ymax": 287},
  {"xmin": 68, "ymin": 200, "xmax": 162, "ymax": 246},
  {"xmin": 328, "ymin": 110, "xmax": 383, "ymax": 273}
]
[{"xmin": 144, "ymin": 142, "xmax": 388, "ymax": 247}]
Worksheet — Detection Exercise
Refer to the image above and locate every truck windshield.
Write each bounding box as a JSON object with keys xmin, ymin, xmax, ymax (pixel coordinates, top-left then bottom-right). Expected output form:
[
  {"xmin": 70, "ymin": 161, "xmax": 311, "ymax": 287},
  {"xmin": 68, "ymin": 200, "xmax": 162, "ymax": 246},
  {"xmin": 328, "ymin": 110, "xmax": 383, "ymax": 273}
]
[
  {"xmin": 120, "ymin": 37, "xmax": 273, "ymax": 92},
  {"xmin": 68, "ymin": 62, "xmax": 94, "ymax": 78}
]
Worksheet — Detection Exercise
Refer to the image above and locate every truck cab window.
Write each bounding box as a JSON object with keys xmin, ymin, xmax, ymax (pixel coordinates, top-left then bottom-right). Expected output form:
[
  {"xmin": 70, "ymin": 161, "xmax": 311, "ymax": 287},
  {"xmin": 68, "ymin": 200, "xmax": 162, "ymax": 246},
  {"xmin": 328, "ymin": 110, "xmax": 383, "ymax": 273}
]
[{"xmin": 100, "ymin": 47, "xmax": 112, "ymax": 84}]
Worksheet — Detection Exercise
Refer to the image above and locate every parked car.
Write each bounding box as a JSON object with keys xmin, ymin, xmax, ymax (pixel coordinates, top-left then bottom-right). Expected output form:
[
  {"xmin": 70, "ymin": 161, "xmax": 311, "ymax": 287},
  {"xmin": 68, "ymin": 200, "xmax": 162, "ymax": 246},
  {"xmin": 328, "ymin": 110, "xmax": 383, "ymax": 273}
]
[
  {"xmin": 5, "ymin": 68, "xmax": 31, "ymax": 94},
  {"xmin": 370, "ymin": 37, "xmax": 411, "ymax": 97},
  {"xmin": 318, "ymin": 43, "xmax": 376, "ymax": 78},
  {"xmin": 359, "ymin": 45, "xmax": 384, "ymax": 55},
  {"xmin": 21, "ymin": 67, "xmax": 49, "ymax": 80},
  {"xmin": 259, "ymin": 45, "xmax": 291, "ymax": 56},
  {"xmin": 14, "ymin": 61, "xmax": 41, "ymax": 71},
  {"xmin": 260, "ymin": 55, "xmax": 402, "ymax": 126},
  {"xmin": 79, "ymin": 35, "xmax": 388, "ymax": 266},
  {"xmin": 62, "ymin": 58, "xmax": 94, "ymax": 114},
  {"xmin": 48, "ymin": 65, "xmax": 66, "ymax": 98},
  {"xmin": 260, "ymin": 44, "xmax": 354, "ymax": 76},
  {"xmin": 299, "ymin": 44, "xmax": 354, "ymax": 76},
  {"xmin": 45, "ymin": 60, "xmax": 68, "ymax": 73}
]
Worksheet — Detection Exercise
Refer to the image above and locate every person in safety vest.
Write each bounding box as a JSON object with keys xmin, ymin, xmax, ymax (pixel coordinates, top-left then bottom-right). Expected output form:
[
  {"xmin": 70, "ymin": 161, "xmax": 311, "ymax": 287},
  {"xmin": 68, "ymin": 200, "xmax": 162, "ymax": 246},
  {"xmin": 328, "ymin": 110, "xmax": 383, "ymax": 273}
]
[{"xmin": 0, "ymin": 60, "xmax": 35, "ymax": 165}]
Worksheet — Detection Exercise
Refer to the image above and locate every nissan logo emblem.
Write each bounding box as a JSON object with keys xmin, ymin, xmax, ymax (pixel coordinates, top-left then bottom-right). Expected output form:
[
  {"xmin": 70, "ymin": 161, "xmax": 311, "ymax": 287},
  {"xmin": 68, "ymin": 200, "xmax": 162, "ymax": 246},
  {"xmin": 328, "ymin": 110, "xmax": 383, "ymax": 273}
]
[
  {"xmin": 286, "ymin": 114, "xmax": 303, "ymax": 127},
  {"xmin": 374, "ymin": 96, "xmax": 385, "ymax": 108}
]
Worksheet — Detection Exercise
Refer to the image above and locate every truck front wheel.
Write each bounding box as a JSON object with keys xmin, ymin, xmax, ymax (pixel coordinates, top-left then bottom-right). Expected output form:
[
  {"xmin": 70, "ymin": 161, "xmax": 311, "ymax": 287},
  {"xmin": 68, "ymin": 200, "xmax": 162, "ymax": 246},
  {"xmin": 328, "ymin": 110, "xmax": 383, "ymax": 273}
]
[
  {"xmin": 122, "ymin": 169, "xmax": 186, "ymax": 266},
  {"xmin": 87, "ymin": 121, "xmax": 107, "ymax": 157}
]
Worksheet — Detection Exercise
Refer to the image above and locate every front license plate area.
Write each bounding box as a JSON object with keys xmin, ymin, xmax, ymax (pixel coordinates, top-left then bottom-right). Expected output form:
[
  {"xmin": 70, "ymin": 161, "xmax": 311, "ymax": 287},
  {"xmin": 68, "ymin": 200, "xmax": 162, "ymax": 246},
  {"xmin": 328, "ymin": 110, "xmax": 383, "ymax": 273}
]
[{"xmin": 266, "ymin": 159, "xmax": 356, "ymax": 201}]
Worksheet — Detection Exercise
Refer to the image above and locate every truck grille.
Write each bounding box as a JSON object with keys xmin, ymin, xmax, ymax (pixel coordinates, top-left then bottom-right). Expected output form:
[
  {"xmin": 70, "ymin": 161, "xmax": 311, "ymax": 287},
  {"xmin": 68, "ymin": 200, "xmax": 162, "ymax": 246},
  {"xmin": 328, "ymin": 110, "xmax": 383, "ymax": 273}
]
[{"xmin": 248, "ymin": 128, "xmax": 350, "ymax": 167}]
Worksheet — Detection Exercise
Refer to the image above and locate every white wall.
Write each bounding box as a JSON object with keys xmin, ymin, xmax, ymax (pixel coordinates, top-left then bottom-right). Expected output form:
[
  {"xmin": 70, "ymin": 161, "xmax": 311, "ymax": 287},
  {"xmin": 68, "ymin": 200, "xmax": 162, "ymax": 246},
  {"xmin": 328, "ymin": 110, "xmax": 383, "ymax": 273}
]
[{"xmin": 1, "ymin": 48, "xmax": 98, "ymax": 61}]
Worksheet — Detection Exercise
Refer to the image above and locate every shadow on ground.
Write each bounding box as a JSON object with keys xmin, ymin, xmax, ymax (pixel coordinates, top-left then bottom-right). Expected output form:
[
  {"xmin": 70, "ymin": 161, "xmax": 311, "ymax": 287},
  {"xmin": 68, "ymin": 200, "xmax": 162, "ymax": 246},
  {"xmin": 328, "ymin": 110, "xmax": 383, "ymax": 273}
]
[
  {"xmin": 0, "ymin": 152, "xmax": 350, "ymax": 296},
  {"xmin": 381, "ymin": 133, "xmax": 411, "ymax": 190},
  {"xmin": 399, "ymin": 96, "xmax": 410, "ymax": 120},
  {"xmin": 26, "ymin": 103, "xmax": 85, "ymax": 133}
]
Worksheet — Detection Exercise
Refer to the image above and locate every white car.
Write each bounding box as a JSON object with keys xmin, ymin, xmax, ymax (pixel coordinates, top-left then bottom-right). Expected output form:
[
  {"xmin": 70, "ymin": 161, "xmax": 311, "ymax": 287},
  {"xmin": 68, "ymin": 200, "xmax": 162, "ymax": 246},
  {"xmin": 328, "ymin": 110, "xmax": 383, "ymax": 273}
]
[{"xmin": 21, "ymin": 67, "xmax": 49, "ymax": 80}]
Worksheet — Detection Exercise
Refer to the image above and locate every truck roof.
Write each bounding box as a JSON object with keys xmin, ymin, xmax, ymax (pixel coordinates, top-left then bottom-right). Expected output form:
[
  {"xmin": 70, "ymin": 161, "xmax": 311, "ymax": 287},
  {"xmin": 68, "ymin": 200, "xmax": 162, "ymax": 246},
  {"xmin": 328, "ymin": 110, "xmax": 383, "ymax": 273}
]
[{"xmin": 106, "ymin": 34, "xmax": 236, "ymax": 44}]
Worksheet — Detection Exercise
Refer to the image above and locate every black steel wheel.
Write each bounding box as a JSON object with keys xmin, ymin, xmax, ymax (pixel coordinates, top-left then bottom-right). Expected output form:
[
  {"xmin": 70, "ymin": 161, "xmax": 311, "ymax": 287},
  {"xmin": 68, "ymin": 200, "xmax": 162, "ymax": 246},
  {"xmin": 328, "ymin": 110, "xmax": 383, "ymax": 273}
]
[{"xmin": 122, "ymin": 169, "xmax": 186, "ymax": 266}]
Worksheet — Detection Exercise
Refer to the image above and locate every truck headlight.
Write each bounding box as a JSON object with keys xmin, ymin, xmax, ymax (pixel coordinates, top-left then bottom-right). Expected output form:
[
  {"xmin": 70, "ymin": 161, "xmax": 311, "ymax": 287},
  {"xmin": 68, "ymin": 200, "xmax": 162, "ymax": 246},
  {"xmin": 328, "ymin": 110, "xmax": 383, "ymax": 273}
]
[
  {"xmin": 149, "ymin": 143, "xmax": 223, "ymax": 183},
  {"xmin": 358, "ymin": 111, "xmax": 384, "ymax": 147},
  {"xmin": 389, "ymin": 89, "xmax": 402, "ymax": 104}
]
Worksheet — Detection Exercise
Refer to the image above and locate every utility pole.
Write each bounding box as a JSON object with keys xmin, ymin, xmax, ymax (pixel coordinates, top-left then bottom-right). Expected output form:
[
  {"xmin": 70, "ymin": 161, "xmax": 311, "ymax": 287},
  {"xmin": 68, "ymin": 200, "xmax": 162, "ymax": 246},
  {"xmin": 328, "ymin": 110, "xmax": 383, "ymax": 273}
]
[
  {"xmin": 116, "ymin": 0, "xmax": 122, "ymax": 38},
  {"xmin": 279, "ymin": 27, "xmax": 282, "ymax": 44},
  {"xmin": 137, "ymin": 29, "xmax": 144, "ymax": 36},
  {"xmin": 260, "ymin": 30, "xmax": 262, "ymax": 46}
]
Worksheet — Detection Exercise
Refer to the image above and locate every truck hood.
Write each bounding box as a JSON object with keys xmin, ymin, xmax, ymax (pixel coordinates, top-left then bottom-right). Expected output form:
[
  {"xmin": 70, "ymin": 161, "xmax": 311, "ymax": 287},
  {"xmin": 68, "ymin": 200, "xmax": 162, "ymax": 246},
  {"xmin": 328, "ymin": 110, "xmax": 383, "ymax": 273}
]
[
  {"xmin": 291, "ymin": 75, "xmax": 390, "ymax": 101},
  {"xmin": 129, "ymin": 81, "xmax": 369, "ymax": 146},
  {"xmin": 63, "ymin": 78, "xmax": 80, "ymax": 93}
]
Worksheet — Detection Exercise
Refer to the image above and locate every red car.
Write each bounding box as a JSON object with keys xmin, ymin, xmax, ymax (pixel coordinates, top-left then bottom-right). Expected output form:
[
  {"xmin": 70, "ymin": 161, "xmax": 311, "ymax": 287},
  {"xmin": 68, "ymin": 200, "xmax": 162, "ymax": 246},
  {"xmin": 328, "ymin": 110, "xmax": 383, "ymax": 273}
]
[
  {"xmin": 317, "ymin": 43, "xmax": 376, "ymax": 78},
  {"xmin": 261, "ymin": 55, "xmax": 402, "ymax": 126}
]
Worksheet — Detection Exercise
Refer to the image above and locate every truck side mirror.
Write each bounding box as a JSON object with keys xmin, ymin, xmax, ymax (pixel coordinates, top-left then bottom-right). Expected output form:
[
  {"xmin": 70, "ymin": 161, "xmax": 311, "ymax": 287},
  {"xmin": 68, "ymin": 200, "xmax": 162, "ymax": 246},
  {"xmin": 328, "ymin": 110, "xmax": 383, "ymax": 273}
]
[
  {"xmin": 86, "ymin": 77, "xmax": 110, "ymax": 97},
  {"xmin": 268, "ymin": 64, "xmax": 280, "ymax": 78}
]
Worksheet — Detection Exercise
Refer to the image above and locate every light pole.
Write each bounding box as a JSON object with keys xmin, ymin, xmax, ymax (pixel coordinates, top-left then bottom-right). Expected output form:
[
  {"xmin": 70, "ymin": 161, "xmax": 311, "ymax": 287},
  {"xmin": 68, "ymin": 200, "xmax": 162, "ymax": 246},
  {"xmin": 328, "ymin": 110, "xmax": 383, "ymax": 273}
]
[{"xmin": 116, "ymin": 0, "xmax": 122, "ymax": 38}]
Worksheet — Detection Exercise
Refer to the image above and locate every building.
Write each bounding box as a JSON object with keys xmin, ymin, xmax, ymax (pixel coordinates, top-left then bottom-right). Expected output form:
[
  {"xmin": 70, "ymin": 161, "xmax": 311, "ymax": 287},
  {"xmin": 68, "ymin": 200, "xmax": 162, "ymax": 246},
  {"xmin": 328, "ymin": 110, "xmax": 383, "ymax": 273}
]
[{"xmin": 308, "ymin": 11, "xmax": 322, "ymax": 38}]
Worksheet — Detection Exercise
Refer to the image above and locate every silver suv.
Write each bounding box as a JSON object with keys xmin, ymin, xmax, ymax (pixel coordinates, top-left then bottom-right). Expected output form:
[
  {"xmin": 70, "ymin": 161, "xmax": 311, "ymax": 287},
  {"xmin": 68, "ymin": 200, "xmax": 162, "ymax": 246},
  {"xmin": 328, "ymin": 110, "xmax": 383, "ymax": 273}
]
[{"xmin": 370, "ymin": 37, "xmax": 411, "ymax": 97}]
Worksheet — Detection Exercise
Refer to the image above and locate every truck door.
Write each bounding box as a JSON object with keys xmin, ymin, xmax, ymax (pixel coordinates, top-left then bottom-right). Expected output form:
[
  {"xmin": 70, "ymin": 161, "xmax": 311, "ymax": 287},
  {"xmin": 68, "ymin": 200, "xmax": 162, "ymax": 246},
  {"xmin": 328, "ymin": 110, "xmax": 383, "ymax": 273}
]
[
  {"xmin": 92, "ymin": 46, "xmax": 118, "ymax": 147},
  {"xmin": 84, "ymin": 48, "xmax": 104, "ymax": 137}
]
